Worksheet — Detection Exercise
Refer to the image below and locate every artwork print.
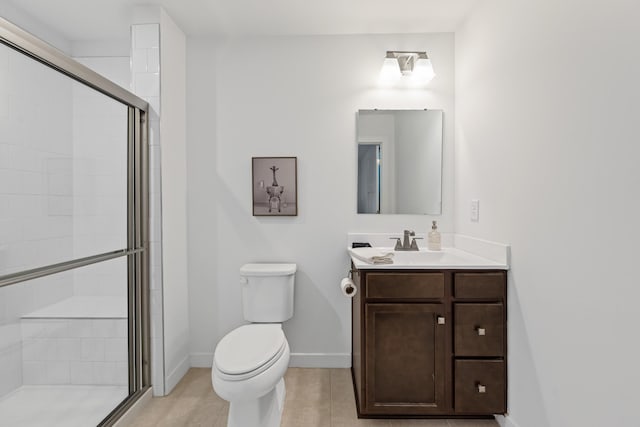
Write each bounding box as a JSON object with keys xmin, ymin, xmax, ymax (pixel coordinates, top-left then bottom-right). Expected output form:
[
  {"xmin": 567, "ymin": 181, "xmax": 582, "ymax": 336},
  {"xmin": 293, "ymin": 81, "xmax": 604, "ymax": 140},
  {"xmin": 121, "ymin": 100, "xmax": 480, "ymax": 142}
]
[{"xmin": 252, "ymin": 157, "xmax": 298, "ymax": 216}]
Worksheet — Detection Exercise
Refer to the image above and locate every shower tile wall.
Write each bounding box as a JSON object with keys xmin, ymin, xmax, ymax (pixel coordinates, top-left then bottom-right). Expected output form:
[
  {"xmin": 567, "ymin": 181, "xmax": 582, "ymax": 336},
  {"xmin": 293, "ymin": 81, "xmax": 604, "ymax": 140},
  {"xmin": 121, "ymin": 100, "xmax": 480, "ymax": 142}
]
[
  {"xmin": 131, "ymin": 23, "xmax": 164, "ymax": 396},
  {"xmin": 21, "ymin": 318, "xmax": 127, "ymax": 386},
  {"xmin": 72, "ymin": 56, "xmax": 130, "ymax": 298},
  {"xmin": 0, "ymin": 47, "xmax": 131, "ymax": 397},
  {"xmin": 0, "ymin": 43, "xmax": 75, "ymax": 398}
]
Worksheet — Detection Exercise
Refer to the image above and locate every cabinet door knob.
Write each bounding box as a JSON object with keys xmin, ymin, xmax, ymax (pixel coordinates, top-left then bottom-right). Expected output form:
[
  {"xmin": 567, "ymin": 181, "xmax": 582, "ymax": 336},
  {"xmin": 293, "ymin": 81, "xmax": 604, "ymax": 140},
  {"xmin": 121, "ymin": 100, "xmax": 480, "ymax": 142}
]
[
  {"xmin": 476, "ymin": 327, "xmax": 486, "ymax": 336},
  {"xmin": 477, "ymin": 384, "xmax": 487, "ymax": 393},
  {"xmin": 437, "ymin": 316, "xmax": 445, "ymax": 325}
]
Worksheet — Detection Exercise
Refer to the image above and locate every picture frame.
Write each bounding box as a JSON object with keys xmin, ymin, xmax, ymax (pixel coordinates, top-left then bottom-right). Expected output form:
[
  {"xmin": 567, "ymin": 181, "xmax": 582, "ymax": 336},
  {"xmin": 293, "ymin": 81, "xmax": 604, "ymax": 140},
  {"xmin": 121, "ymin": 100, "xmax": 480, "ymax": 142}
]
[{"xmin": 252, "ymin": 157, "xmax": 298, "ymax": 216}]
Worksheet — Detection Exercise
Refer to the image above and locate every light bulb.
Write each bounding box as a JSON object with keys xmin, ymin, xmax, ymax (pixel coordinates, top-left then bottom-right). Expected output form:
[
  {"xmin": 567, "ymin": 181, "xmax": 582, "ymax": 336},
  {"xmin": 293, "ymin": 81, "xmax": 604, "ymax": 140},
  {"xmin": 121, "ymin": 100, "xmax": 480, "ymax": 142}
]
[
  {"xmin": 379, "ymin": 56, "xmax": 401, "ymax": 86},
  {"xmin": 410, "ymin": 57, "xmax": 435, "ymax": 85}
]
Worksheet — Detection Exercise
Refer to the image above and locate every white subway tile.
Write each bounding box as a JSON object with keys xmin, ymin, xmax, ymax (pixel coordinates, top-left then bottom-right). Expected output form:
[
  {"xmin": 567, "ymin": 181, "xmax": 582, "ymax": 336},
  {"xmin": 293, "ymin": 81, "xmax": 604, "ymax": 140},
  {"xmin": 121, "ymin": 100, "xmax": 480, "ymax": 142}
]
[
  {"xmin": 92, "ymin": 319, "xmax": 117, "ymax": 338},
  {"xmin": 0, "ymin": 218, "xmax": 22, "ymax": 244},
  {"xmin": 104, "ymin": 338, "xmax": 127, "ymax": 362},
  {"xmin": 131, "ymin": 49, "xmax": 148, "ymax": 73},
  {"xmin": 21, "ymin": 320, "xmax": 47, "ymax": 339},
  {"xmin": 147, "ymin": 48, "xmax": 160, "ymax": 73},
  {"xmin": 116, "ymin": 361, "xmax": 128, "ymax": 384},
  {"xmin": 5, "ymin": 283, "xmax": 35, "ymax": 320},
  {"xmin": 46, "ymin": 196, "xmax": 73, "ymax": 216},
  {"xmin": 5, "ymin": 195, "xmax": 43, "ymax": 218},
  {"xmin": 11, "ymin": 146, "xmax": 44, "ymax": 172},
  {"xmin": 0, "ymin": 92, "xmax": 8, "ymax": 119},
  {"xmin": 22, "ymin": 217, "xmax": 72, "ymax": 241},
  {"xmin": 45, "ymin": 157, "xmax": 73, "ymax": 174},
  {"xmin": 70, "ymin": 361, "xmax": 94, "ymax": 384},
  {"xmin": 19, "ymin": 171, "xmax": 44, "ymax": 195},
  {"xmin": 0, "ymin": 169, "xmax": 19, "ymax": 193},
  {"xmin": 67, "ymin": 320, "xmax": 93, "ymax": 338},
  {"xmin": 57, "ymin": 338, "xmax": 81, "ymax": 361},
  {"xmin": 133, "ymin": 24, "xmax": 159, "ymax": 49},
  {"xmin": 81, "ymin": 338, "xmax": 105, "ymax": 361},
  {"xmin": 0, "ymin": 289, "xmax": 8, "ymax": 323},
  {"xmin": 148, "ymin": 96, "xmax": 160, "ymax": 115},
  {"xmin": 22, "ymin": 361, "xmax": 46, "ymax": 384},
  {"xmin": 47, "ymin": 173, "xmax": 72, "ymax": 195},
  {"xmin": 0, "ymin": 347, "xmax": 22, "ymax": 397},
  {"xmin": 115, "ymin": 320, "xmax": 127, "ymax": 338},
  {"xmin": 134, "ymin": 72, "xmax": 159, "ymax": 97},
  {"xmin": 42, "ymin": 319, "xmax": 70, "ymax": 339},
  {"xmin": 22, "ymin": 338, "xmax": 47, "ymax": 361},
  {"xmin": 0, "ymin": 323, "xmax": 21, "ymax": 349},
  {"xmin": 94, "ymin": 361, "xmax": 127, "ymax": 385},
  {"xmin": 0, "ymin": 143, "xmax": 10, "ymax": 169},
  {"xmin": 45, "ymin": 360, "xmax": 70, "ymax": 384}
]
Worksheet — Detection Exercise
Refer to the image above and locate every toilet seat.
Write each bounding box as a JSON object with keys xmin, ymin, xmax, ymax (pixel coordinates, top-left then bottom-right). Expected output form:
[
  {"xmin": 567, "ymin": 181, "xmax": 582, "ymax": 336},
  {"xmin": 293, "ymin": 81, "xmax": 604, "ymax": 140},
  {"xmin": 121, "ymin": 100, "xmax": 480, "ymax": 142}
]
[{"xmin": 214, "ymin": 324, "xmax": 287, "ymax": 381}]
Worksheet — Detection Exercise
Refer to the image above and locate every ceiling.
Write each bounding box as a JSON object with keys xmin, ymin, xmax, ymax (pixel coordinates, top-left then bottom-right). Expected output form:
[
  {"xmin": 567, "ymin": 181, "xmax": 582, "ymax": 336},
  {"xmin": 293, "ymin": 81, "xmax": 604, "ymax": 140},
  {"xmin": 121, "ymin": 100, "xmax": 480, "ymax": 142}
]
[{"xmin": 5, "ymin": 0, "xmax": 479, "ymax": 41}]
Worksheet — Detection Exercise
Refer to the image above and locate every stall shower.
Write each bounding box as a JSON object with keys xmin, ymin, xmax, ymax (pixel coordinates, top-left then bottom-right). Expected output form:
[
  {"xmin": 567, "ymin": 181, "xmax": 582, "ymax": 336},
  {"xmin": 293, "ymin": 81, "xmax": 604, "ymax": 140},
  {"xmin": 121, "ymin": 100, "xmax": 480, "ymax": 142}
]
[{"xmin": 0, "ymin": 17, "xmax": 149, "ymax": 427}]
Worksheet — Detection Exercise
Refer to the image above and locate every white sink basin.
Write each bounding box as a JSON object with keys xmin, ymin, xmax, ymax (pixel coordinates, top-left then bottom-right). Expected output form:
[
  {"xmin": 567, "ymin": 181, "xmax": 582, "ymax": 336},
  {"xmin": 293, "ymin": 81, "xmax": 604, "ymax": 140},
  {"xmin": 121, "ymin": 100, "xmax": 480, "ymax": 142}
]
[{"xmin": 348, "ymin": 247, "xmax": 506, "ymax": 270}]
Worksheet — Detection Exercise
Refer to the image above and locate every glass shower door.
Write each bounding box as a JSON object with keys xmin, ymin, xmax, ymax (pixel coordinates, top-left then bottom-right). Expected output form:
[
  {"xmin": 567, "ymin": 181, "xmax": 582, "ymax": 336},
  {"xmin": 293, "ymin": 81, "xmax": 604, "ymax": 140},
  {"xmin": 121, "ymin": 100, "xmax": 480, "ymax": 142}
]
[{"xmin": 0, "ymin": 16, "xmax": 149, "ymax": 427}]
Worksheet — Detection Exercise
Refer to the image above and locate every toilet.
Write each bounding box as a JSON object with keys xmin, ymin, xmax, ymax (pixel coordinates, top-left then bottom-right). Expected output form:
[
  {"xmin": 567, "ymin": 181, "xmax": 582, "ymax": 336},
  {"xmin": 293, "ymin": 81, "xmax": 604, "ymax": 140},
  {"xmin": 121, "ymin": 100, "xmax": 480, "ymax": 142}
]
[{"xmin": 212, "ymin": 263, "xmax": 296, "ymax": 427}]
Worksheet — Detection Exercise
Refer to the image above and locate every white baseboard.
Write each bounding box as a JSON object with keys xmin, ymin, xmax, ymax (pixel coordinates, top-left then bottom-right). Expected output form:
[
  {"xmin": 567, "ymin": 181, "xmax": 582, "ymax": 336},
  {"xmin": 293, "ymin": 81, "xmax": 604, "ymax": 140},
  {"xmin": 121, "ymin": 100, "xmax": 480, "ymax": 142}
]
[
  {"xmin": 289, "ymin": 353, "xmax": 351, "ymax": 368},
  {"xmin": 495, "ymin": 414, "xmax": 520, "ymax": 427},
  {"xmin": 113, "ymin": 388, "xmax": 152, "ymax": 427},
  {"xmin": 190, "ymin": 352, "xmax": 213, "ymax": 368},
  {"xmin": 165, "ymin": 354, "xmax": 190, "ymax": 395}
]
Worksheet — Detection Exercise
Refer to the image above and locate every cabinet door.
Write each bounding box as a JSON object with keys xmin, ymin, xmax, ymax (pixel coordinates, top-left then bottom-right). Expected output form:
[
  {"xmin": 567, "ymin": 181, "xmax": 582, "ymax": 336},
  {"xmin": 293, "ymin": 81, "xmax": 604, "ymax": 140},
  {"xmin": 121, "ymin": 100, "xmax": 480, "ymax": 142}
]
[
  {"xmin": 454, "ymin": 303, "xmax": 504, "ymax": 357},
  {"xmin": 455, "ymin": 360, "xmax": 506, "ymax": 414},
  {"xmin": 364, "ymin": 303, "xmax": 446, "ymax": 414}
]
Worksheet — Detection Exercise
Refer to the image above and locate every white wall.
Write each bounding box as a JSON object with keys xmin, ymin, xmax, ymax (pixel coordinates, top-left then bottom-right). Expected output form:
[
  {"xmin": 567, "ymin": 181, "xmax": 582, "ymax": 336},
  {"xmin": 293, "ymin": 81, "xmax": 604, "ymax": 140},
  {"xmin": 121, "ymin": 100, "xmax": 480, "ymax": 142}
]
[
  {"xmin": 158, "ymin": 9, "xmax": 190, "ymax": 393},
  {"xmin": 186, "ymin": 33, "xmax": 455, "ymax": 367},
  {"xmin": 456, "ymin": 1, "xmax": 640, "ymax": 426},
  {"xmin": 185, "ymin": 37, "xmax": 218, "ymax": 368}
]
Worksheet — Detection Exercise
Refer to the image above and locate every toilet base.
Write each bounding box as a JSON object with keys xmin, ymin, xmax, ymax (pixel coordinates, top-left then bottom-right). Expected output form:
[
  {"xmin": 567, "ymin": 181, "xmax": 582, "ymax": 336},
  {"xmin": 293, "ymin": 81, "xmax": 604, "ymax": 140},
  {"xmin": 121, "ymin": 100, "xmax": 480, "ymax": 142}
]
[{"xmin": 227, "ymin": 378, "xmax": 286, "ymax": 427}]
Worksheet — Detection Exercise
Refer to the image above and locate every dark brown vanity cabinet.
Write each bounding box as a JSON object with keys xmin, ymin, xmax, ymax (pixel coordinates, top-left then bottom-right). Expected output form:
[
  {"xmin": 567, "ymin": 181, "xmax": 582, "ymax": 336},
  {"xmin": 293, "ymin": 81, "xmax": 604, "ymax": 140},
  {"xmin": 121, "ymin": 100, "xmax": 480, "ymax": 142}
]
[{"xmin": 351, "ymin": 269, "xmax": 507, "ymax": 418}]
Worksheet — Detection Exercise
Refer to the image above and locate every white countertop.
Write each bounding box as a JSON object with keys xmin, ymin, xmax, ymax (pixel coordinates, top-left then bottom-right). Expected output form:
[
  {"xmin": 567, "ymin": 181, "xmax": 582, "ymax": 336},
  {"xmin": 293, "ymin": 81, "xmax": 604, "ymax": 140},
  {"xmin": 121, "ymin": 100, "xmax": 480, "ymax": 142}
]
[{"xmin": 348, "ymin": 246, "xmax": 508, "ymax": 270}]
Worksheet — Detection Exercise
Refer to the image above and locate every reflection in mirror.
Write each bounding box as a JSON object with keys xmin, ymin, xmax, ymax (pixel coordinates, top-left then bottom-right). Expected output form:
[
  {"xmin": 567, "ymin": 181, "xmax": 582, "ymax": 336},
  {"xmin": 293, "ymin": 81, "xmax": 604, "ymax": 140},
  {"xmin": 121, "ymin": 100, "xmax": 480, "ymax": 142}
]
[{"xmin": 357, "ymin": 109, "xmax": 443, "ymax": 215}]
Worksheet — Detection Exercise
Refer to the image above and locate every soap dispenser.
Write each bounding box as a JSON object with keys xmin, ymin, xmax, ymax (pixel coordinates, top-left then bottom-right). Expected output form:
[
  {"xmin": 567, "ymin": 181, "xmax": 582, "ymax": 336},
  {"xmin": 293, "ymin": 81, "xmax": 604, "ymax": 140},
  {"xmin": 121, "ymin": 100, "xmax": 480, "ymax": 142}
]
[{"xmin": 428, "ymin": 220, "xmax": 441, "ymax": 251}]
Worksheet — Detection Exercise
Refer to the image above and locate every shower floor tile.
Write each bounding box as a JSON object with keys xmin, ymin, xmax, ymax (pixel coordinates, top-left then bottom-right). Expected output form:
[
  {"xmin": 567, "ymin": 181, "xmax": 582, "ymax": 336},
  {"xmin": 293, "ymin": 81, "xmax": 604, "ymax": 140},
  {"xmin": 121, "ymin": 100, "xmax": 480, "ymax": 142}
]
[{"xmin": 0, "ymin": 385, "xmax": 127, "ymax": 427}]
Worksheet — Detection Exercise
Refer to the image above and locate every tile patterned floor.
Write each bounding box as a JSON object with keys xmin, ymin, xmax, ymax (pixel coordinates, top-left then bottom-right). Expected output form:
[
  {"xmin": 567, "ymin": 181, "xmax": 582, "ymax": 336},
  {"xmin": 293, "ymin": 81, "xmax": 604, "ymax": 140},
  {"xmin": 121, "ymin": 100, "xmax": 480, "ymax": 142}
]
[{"xmin": 128, "ymin": 368, "xmax": 499, "ymax": 427}]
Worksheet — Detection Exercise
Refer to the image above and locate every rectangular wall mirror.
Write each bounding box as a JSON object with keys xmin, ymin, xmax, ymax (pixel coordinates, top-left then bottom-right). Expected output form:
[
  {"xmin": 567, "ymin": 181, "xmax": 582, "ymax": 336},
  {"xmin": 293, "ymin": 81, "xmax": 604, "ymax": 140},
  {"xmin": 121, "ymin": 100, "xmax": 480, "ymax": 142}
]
[{"xmin": 357, "ymin": 109, "xmax": 443, "ymax": 215}]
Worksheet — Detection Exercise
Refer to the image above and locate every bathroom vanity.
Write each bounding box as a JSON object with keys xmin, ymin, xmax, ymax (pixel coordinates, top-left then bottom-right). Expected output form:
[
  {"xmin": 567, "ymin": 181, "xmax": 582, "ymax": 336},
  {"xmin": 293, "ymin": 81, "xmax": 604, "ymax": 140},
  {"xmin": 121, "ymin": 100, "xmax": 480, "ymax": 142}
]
[{"xmin": 349, "ymin": 248, "xmax": 507, "ymax": 418}]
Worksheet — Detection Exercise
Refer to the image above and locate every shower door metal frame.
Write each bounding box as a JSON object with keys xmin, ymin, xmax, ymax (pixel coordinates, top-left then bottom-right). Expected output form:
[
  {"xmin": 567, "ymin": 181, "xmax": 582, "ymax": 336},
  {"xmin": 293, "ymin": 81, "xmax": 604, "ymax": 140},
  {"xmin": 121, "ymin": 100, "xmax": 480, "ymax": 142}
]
[{"xmin": 0, "ymin": 16, "xmax": 151, "ymax": 426}]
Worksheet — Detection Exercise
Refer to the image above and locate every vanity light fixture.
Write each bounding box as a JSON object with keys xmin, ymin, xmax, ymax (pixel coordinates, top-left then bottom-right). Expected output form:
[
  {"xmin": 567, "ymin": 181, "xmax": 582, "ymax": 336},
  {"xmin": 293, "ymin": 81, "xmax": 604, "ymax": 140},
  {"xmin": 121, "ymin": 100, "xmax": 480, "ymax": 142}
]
[{"xmin": 379, "ymin": 51, "xmax": 435, "ymax": 86}]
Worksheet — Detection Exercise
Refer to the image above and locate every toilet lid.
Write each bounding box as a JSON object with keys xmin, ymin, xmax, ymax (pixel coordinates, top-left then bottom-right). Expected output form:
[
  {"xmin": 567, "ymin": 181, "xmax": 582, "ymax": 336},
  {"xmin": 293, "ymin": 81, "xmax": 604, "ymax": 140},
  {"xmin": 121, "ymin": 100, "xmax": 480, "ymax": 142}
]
[{"xmin": 214, "ymin": 324, "xmax": 286, "ymax": 376}]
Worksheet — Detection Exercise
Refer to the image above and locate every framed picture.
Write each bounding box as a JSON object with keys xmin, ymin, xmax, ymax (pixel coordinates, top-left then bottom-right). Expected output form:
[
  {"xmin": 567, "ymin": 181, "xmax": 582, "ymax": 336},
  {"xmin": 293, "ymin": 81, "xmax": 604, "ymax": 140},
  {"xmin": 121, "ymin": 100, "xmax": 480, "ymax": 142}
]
[{"xmin": 252, "ymin": 157, "xmax": 298, "ymax": 216}]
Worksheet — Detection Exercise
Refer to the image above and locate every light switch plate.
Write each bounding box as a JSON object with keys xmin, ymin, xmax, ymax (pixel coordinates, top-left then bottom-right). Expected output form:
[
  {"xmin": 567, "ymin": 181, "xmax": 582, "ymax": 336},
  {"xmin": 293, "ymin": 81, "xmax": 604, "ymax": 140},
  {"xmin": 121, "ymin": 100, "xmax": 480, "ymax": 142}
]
[{"xmin": 471, "ymin": 199, "xmax": 480, "ymax": 222}]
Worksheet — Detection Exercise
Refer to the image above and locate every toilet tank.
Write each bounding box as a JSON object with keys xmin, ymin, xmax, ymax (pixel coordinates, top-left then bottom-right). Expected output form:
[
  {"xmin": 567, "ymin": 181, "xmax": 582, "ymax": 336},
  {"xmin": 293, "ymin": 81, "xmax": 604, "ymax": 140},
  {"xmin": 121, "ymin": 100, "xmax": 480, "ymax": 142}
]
[{"xmin": 239, "ymin": 263, "xmax": 296, "ymax": 322}]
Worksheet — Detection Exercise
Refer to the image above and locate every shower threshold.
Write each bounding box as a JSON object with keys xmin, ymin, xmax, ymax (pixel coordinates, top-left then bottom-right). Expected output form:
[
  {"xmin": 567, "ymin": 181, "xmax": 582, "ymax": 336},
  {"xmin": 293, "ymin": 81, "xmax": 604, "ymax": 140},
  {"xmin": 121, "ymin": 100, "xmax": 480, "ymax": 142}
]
[{"xmin": 0, "ymin": 385, "xmax": 127, "ymax": 427}]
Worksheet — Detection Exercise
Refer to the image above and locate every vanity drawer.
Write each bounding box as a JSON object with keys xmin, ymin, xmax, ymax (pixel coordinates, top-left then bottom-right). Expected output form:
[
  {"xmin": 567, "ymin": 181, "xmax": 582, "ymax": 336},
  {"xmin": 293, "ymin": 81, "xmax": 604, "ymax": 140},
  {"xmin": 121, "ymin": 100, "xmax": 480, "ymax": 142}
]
[
  {"xmin": 454, "ymin": 303, "xmax": 504, "ymax": 356},
  {"xmin": 454, "ymin": 360, "xmax": 506, "ymax": 414},
  {"xmin": 454, "ymin": 272, "xmax": 505, "ymax": 299},
  {"xmin": 366, "ymin": 273, "xmax": 444, "ymax": 300}
]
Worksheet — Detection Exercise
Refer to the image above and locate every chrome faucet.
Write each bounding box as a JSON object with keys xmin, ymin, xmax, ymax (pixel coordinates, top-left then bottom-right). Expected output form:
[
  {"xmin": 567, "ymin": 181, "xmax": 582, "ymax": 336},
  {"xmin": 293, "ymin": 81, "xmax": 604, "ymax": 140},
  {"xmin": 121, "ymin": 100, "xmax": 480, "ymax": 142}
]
[{"xmin": 390, "ymin": 230, "xmax": 422, "ymax": 251}]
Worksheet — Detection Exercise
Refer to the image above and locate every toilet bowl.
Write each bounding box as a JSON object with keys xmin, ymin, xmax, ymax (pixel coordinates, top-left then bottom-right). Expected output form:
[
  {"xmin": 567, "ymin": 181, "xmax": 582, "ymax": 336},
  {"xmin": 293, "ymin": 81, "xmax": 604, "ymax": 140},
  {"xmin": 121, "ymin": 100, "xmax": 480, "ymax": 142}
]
[
  {"xmin": 211, "ymin": 263, "xmax": 296, "ymax": 427},
  {"xmin": 213, "ymin": 325, "xmax": 290, "ymax": 427}
]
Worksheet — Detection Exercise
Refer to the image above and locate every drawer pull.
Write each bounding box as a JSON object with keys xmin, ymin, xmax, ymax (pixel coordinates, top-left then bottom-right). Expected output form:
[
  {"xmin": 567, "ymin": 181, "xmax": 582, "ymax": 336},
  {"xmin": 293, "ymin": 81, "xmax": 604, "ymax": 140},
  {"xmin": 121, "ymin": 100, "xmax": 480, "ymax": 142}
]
[
  {"xmin": 437, "ymin": 316, "xmax": 445, "ymax": 325},
  {"xmin": 477, "ymin": 384, "xmax": 487, "ymax": 393},
  {"xmin": 476, "ymin": 327, "xmax": 486, "ymax": 336}
]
